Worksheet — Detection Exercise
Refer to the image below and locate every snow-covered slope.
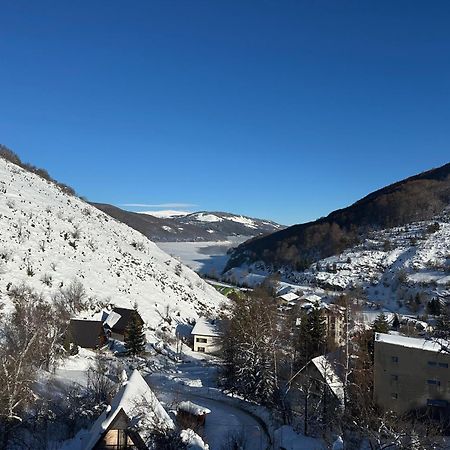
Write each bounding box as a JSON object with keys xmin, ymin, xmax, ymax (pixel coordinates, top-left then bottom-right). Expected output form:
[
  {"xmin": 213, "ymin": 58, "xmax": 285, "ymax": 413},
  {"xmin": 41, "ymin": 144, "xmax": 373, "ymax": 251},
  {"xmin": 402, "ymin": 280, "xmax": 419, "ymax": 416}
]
[
  {"xmin": 92, "ymin": 202, "xmax": 284, "ymax": 242},
  {"xmin": 224, "ymin": 214, "xmax": 450, "ymax": 313},
  {"xmin": 0, "ymin": 158, "xmax": 226, "ymax": 336}
]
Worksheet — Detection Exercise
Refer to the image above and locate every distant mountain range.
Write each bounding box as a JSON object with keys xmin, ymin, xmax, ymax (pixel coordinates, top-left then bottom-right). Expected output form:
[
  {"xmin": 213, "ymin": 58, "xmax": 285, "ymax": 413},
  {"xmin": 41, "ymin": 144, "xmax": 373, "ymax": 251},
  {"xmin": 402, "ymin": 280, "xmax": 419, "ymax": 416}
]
[
  {"xmin": 91, "ymin": 203, "xmax": 284, "ymax": 242},
  {"xmin": 225, "ymin": 162, "xmax": 450, "ymax": 273}
]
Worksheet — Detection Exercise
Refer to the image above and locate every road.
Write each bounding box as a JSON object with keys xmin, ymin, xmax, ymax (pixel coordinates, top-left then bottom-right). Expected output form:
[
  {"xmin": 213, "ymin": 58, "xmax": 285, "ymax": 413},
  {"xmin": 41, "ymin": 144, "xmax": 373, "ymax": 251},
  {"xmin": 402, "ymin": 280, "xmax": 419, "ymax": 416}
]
[{"xmin": 147, "ymin": 367, "xmax": 270, "ymax": 450}]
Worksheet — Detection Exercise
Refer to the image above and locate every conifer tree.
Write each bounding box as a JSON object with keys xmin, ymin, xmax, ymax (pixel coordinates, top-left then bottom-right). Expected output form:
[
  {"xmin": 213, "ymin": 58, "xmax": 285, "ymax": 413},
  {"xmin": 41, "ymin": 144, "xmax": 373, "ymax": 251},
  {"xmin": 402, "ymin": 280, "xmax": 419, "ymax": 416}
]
[
  {"xmin": 372, "ymin": 312, "xmax": 390, "ymax": 334},
  {"xmin": 220, "ymin": 292, "xmax": 279, "ymax": 405},
  {"xmin": 392, "ymin": 314, "xmax": 400, "ymax": 331},
  {"xmin": 435, "ymin": 306, "xmax": 450, "ymax": 339},
  {"xmin": 295, "ymin": 302, "xmax": 326, "ymax": 366},
  {"xmin": 124, "ymin": 309, "xmax": 146, "ymax": 356}
]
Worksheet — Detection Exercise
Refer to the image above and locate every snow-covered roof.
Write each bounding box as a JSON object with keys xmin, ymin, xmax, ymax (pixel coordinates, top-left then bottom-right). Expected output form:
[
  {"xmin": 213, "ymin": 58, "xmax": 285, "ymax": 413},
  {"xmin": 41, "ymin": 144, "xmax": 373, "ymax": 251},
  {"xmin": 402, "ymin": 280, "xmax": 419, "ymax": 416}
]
[
  {"xmin": 311, "ymin": 355, "xmax": 344, "ymax": 402},
  {"xmin": 191, "ymin": 318, "xmax": 220, "ymax": 337},
  {"xmin": 301, "ymin": 294, "xmax": 322, "ymax": 303},
  {"xmin": 279, "ymin": 292, "xmax": 299, "ymax": 302},
  {"xmin": 84, "ymin": 370, "xmax": 173, "ymax": 449},
  {"xmin": 180, "ymin": 429, "xmax": 210, "ymax": 450},
  {"xmin": 178, "ymin": 401, "xmax": 211, "ymax": 416},
  {"xmin": 103, "ymin": 310, "xmax": 122, "ymax": 329},
  {"xmin": 375, "ymin": 333, "xmax": 449, "ymax": 353}
]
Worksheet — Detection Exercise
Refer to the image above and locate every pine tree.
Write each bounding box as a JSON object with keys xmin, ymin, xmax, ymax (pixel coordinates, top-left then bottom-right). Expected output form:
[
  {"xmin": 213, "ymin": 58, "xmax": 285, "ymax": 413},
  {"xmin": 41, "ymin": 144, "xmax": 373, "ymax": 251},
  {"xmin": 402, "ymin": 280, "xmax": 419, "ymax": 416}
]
[
  {"xmin": 435, "ymin": 306, "xmax": 450, "ymax": 338},
  {"xmin": 124, "ymin": 310, "xmax": 146, "ymax": 356},
  {"xmin": 220, "ymin": 293, "xmax": 279, "ymax": 405},
  {"xmin": 372, "ymin": 312, "xmax": 390, "ymax": 334},
  {"xmin": 427, "ymin": 298, "xmax": 441, "ymax": 316},
  {"xmin": 295, "ymin": 302, "xmax": 326, "ymax": 366},
  {"xmin": 392, "ymin": 314, "xmax": 400, "ymax": 331}
]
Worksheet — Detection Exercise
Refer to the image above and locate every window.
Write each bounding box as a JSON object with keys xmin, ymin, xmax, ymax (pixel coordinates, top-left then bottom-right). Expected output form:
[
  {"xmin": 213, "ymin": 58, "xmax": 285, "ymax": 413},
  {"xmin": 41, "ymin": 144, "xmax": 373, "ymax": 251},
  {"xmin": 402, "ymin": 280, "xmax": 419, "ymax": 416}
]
[
  {"xmin": 390, "ymin": 374, "xmax": 398, "ymax": 382},
  {"xmin": 196, "ymin": 337, "xmax": 207, "ymax": 343},
  {"xmin": 197, "ymin": 347, "xmax": 206, "ymax": 352},
  {"xmin": 428, "ymin": 361, "xmax": 437, "ymax": 367},
  {"xmin": 427, "ymin": 379, "xmax": 441, "ymax": 386},
  {"xmin": 391, "ymin": 393, "xmax": 398, "ymax": 399},
  {"xmin": 439, "ymin": 362, "xmax": 449, "ymax": 368},
  {"xmin": 391, "ymin": 356, "xmax": 399, "ymax": 363}
]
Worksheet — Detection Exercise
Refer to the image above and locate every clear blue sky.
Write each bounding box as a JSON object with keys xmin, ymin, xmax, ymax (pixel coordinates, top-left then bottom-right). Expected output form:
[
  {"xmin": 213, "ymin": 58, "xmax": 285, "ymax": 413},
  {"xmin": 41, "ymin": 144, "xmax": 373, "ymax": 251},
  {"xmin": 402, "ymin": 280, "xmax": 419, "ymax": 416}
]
[{"xmin": 1, "ymin": 1, "xmax": 449, "ymax": 225}]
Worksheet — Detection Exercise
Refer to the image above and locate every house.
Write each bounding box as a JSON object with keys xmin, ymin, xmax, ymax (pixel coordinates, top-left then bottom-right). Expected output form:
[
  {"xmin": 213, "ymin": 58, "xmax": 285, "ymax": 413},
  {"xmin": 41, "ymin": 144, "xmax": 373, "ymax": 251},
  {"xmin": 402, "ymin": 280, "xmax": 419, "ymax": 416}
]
[
  {"xmin": 374, "ymin": 333, "xmax": 450, "ymax": 416},
  {"xmin": 83, "ymin": 369, "xmax": 173, "ymax": 450},
  {"xmin": 177, "ymin": 401, "xmax": 211, "ymax": 429},
  {"xmin": 191, "ymin": 318, "xmax": 220, "ymax": 353},
  {"xmin": 68, "ymin": 319, "xmax": 108, "ymax": 349},
  {"xmin": 104, "ymin": 307, "xmax": 144, "ymax": 341},
  {"xmin": 300, "ymin": 354, "xmax": 345, "ymax": 411},
  {"xmin": 277, "ymin": 292, "xmax": 300, "ymax": 306}
]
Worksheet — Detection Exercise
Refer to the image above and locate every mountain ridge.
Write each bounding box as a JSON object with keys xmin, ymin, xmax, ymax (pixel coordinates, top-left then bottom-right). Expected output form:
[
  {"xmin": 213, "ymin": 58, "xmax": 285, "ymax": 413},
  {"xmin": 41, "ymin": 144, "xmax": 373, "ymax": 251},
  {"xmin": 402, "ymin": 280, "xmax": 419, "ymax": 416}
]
[
  {"xmin": 225, "ymin": 162, "xmax": 450, "ymax": 273},
  {"xmin": 91, "ymin": 203, "xmax": 283, "ymax": 242}
]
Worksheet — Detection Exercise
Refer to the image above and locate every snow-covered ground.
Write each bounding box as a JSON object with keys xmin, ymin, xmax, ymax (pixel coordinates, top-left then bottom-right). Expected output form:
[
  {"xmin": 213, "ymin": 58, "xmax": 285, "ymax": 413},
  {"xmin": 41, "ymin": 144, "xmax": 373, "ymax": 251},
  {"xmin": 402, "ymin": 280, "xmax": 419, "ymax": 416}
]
[
  {"xmin": 224, "ymin": 216, "xmax": 450, "ymax": 314},
  {"xmin": 0, "ymin": 157, "xmax": 227, "ymax": 336},
  {"xmin": 139, "ymin": 209, "xmax": 191, "ymax": 218}
]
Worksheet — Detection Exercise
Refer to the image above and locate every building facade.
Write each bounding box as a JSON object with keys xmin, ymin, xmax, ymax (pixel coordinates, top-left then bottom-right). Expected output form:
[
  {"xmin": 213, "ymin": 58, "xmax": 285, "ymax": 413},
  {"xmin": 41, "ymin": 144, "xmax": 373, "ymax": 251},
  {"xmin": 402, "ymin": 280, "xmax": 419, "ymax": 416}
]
[
  {"xmin": 374, "ymin": 333, "xmax": 450, "ymax": 415},
  {"xmin": 191, "ymin": 318, "xmax": 220, "ymax": 353}
]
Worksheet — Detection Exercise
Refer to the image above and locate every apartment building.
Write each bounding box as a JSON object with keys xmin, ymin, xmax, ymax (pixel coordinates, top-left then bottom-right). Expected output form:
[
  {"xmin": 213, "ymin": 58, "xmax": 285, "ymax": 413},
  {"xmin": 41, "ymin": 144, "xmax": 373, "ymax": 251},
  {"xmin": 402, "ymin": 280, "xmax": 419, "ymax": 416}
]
[{"xmin": 374, "ymin": 333, "xmax": 450, "ymax": 415}]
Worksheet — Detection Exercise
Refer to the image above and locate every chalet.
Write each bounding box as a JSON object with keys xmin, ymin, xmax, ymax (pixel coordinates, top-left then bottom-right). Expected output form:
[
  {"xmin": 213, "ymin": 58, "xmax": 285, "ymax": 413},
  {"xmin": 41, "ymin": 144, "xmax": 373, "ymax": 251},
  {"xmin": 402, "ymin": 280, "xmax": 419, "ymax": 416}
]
[
  {"xmin": 68, "ymin": 319, "xmax": 107, "ymax": 349},
  {"xmin": 104, "ymin": 307, "xmax": 144, "ymax": 341},
  {"xmin": 177, "ymin": 401, "xmax": 211, "ymax": 429},
  {"xmin": 191, "ymin": 318, "xmax": 220, "ymax": 353},
  {"xmin": 300, "ymin": 354, "xmax": 345, "ymax": 411},
  {"xmin": 84, "ymin": 370, "xmax": 173, "ymax": 450},
  {"xmin": 374, "ymin": 333, "xmax": 450, "ymax": 416},
  {"xmin": 277, "ymin": 292, "xmax": 300, "ymax": 306}
]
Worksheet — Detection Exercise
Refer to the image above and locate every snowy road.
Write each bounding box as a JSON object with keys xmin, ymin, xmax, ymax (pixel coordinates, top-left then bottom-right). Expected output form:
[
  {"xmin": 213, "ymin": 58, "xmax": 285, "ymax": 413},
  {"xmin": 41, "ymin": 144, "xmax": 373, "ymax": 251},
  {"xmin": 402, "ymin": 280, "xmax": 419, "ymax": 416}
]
[{"xmin": 147, "ymin": 367, "xmax": 270, "ymax": 450}]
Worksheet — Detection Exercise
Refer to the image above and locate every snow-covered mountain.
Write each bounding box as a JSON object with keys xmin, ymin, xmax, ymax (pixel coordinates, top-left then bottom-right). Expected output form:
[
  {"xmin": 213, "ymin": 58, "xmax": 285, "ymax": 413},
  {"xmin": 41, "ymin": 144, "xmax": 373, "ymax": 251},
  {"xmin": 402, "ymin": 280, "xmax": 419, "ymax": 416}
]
[
  {"xmin": 0, "ymin": 157, "xmax": 226, "ymax": 337},
  {"xmin": 91, "ymin": 203, "xmax": 283, "ymax": 242},
  {"xmin": 224, "ymin": 212, "xmax": 450, "ymax": 313},
  {"xmin": 226, "ymin": 162, "xmax": 450, "ymax": 273}
]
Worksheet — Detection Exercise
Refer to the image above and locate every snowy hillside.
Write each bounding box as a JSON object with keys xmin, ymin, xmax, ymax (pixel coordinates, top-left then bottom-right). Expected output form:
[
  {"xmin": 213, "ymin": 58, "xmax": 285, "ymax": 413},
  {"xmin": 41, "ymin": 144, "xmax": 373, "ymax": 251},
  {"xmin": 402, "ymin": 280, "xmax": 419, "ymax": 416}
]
[
  {"xmin": 92, "ymin": 202, "xmax": 283, "ymax": 242},
  {"xmin": 0, "ymin": 158, "xmax": 226, "ymax": 336},
  {"xmin": 224, "ymin": 213, "xmax": 450, "ymax": 313}
]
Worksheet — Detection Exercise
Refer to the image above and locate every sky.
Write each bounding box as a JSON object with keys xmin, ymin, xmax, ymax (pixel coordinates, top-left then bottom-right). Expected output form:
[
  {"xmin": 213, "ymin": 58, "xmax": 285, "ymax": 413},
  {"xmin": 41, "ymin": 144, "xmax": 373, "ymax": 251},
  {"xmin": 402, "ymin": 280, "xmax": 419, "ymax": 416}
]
[{"xmin": 1, "ymin": 1, "xmax": 449, "ymax": 225}]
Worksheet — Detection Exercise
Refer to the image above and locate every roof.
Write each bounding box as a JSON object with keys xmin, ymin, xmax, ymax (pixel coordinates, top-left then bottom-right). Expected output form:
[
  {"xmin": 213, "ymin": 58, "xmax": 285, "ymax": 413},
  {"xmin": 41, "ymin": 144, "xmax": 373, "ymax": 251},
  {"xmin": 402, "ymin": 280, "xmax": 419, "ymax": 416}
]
[
  {"xmin": 108, "ymin": 307, "xmax": 142, "ymax": 332},
  {"xmin": 375, "ymin": 332, "xmax": 449, "ymax": 353},
  {"xmin": 310, "ymin": 355, "xmax": 344, "ymax": 402},
  {"xmin": 103, "ymin": 310, "xmax": 122, "ymax": 329},
  {"xmin": 279, "ymin": 292, "xmax": 299, "ymax": 302},
  {"xmin": 191, "ymin": 318, "xmax": 220, "ymax": 337},
  {"xmin": 180, "ymin": 429, "xmax": 209, "ymax": 450},
  {"xmin": 84, "ymin": 370, "xmax": 173, "ymax": 450},
  {"xmin": 178, "ymin": 401, "xmax": 211, "ymax": 416},
  {"xmin": 301, "ymin": 294, "xmax": 323, "ymax": 303},
  {"xmin": 69, "ymin": 319, "xmax": 106, "ymax": 348}
]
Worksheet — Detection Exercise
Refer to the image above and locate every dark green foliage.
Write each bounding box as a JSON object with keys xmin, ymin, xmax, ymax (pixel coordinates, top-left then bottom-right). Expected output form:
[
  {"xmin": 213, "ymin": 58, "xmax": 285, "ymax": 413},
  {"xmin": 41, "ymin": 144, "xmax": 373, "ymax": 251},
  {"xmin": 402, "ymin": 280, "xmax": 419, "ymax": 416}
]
[
  {"xmin": 392, "ymin": 314, "xmax": 400, "ymax": 330},
  {"xmin": 124, "ymin": 310, "xmax": 146, "ymax": 356},
  {"xmin": 295, "ymin": 302, "xmax": 327, "ymax": 366},
  {"xmin": 372, "ymin": 312, "xmax": 390, "ymax": 334},
  {"xmin": 435, "ymin": 307, "xmax": 450, "ymax": 338},
  {"xmin": 220, "ymin": 293, "xmax": 279, "ymax": 405},
  {"xmin": 427, "ymin": 298, "xmax": 441, "ymax": 316}
]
